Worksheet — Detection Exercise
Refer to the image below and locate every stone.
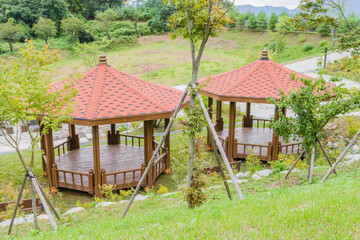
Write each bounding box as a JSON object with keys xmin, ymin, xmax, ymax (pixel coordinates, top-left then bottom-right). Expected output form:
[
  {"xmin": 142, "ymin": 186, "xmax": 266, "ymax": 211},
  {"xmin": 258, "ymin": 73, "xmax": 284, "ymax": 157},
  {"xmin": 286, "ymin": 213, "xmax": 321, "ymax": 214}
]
[
  {"xmin": 235, "ymin": 171, "xmax": 250, "ymax": 179},
  {"xmin": 252, "ymin": 174, "xmax": 262, "ymax": 180},
  {"xmin": 280, "ymin": 169, "xmax": 298, "ymax": 175},
  {"xmin": 63, "ymin": 207, "xmax": 85, "ymax": 216},
  {"xmin": 37, "ymin": 214, "xmax": 50, "ymax": 221},
  {"xmin": 226, "ymin": 179, "xmax": 248, "ymax": 184},
  {"xmin": 134, "ymin": 195, "xmax": 148, "ymax": 201},
  {"xmin": 119, "ymin": 200, "xmax": 129, "ymax": 204},
  {"xmin": 254, "ymin": 169, "xmax": 273, "ymax": 177},
  {"xmin": 0, "ymin": 217, "xmax": 26, "ymax": 228},
  {"xmin": 96, "ymin": 201, "xmax": 116, "ymax": 208},
  {"xmin": 351, "ymin": 145, "xmax": 359, "ymax": 154},
  {"xmin": 162, "ymin": 191, "xmax": 180, "ymax": 196}
]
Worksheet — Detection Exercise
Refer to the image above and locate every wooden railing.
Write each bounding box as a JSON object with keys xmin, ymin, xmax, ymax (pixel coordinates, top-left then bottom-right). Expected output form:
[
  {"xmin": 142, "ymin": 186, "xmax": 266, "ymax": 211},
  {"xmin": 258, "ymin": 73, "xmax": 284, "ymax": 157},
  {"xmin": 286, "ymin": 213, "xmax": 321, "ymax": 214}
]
[
  {"xmin": 53, "ymin": 140, "xmax": 69, "ymax": 157},
  {"xmin": 120, "ymin": 134, "xmax": 144, "ymax": 147},
  {"xmin": 279, "ymin": 142, "xmax": 301, "ymax": 155},
  {"xmin": 152, "ymin": 153, "xmax": 167, "ymax": 179},
  {"xmin": 153, "ymin": 139, "xmax": 167, "ymax": 155},
  {"xmin": 52, "ymin": 163, "xmax": 94, "ymax": 194},
  {"xmin": 101, "ymin": 168, "xmax": 142, "ymax": 190},
  {"xmin": 234, "ymin": 141, "xmax": 272, "ymax": 161},
  {"xmin": 252, "ymin": 118, "xmax": 271, "ymax": 128}
]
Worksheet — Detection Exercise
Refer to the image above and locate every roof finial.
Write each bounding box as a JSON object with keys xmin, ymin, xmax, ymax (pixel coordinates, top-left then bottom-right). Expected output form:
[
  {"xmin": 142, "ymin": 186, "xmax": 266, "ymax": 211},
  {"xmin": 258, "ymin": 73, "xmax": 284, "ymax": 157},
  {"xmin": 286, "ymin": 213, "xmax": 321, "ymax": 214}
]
[
  {"xmin": 99, "ymin": 52, "xmax": 107, "ymax": 65},
  {"xmin": 261, "ymin": 48, "xmax": 269, "ymax": 60}
]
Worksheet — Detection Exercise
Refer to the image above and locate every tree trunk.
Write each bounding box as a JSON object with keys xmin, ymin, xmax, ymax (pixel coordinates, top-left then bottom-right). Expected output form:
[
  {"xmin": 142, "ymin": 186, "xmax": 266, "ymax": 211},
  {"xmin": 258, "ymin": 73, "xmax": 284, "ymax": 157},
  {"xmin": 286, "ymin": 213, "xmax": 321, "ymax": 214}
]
[
  {"xmin": 134, "ymin": 21, "xmax": 139, "ymax": 38},
  {"xmin": 106, "ymin": 31, "xmax": 111, "ymax": 40},
  {"xmin": 29, "ymin": 180, "xmax": 40, "ymax": 230},
  {"xmin": 45, "ymin": 37, "xmax": 48, "ymax": 45},
  {"xmin": 8, "ymin": 42, "xmax": 13, "ymax": 52}
]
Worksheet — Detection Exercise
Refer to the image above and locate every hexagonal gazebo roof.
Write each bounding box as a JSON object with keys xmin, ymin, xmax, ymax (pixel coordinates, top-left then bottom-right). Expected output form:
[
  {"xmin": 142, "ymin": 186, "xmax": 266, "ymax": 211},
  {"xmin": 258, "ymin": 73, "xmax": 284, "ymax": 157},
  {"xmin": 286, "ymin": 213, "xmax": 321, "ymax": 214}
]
[
  {"xmin": 198, "ymin": 49, "xmax": 332, "ymax": 103},
  {"xmin": 51, "ymin": 54, "xmax": 185, "ymax": 126}
]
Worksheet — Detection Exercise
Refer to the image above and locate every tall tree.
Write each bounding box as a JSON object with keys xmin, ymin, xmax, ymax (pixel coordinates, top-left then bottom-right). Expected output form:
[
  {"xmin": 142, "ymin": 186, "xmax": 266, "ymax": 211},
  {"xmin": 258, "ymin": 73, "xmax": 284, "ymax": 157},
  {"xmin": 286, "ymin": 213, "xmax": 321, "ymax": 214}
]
[
  {"xmin": 256, "ymin": 11, "xmax": 267, "ymax": 31},
  {"xmin": 296, "ymin": 0, "xmax": 360, "ymax": 54},
  {"xmin": 33, "ymin": 17, "xmax": 57, "ymax": 44},
  {"xmin": 0, "ymin": 0, "xmax": 42, "ymax": 26},
  {"xmin": 269, "ymin": 12, "xmax": 278, "ymax": 31},
  {"xmin": 247, "ymin": 12, "xmax": 257, "ymax": 30},
  {"xmin": 276, "ymin": 15, "xmax": 295, "ymax": 33},
  {"xmin": 96, "ymin": 8, "xmax": 117, "ymax": 40},
  {"xmin": 61, "ymin": 17, "xmax": 86, "ymax": 41},
  {"xmin": 40, "ymin": 0, "xmax": 69, "ymax": 29},
  {"xmin": 167, "ymin": 0, "xmax": 232, "ymax": 191},
  {"xmin": 0, "ymin": 18, "xmax": 24, "ymax": 52}
]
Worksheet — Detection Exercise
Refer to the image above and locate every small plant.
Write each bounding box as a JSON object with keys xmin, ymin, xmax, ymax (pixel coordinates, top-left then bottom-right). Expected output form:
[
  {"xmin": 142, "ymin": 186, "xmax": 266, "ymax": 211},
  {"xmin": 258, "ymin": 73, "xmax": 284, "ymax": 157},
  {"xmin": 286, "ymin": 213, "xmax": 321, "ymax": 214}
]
[
  {"xmin": 271, "ymin": 160, "xmax": 287, "ymax": 175},
  {"xmin": 318, "ymin": 40, "xmax": 328, "ymax": 47},
  {"xmin": 245, "ymin": 150, "xmax": 261, "ymax": 174},
  {"xmin": 346, "ymin": 117, "xmax": 360, "ymax": 138},
  {"xmin": 76, "ymin": 200, "xmax": 97, "ymax": 210},
  {"xmin": 156, "ymin": 184, "xmax": 168, "ymax": 195},
  {"xmin": 303, "ymin": 43, "xmax": 314, "ymax": 52},
  {"xmin": 184, "ymin": 170, "xmax": 207, "ymax": 208},
  {"xmin": 298, "ymin": 35, "xmax": 306, "ymax": 43},
  {"xmin": 95, "ymin": 185, "xmax": 134, "ymax": 202}
]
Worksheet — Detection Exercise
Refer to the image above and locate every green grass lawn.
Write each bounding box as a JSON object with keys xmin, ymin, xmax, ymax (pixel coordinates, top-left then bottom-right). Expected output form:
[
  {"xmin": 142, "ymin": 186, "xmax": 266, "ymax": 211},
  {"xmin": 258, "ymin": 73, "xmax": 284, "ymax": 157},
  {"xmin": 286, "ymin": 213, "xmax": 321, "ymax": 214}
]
[{"xmin": 1, "ymin": 163, "xmax": 359, "ymax": 239}]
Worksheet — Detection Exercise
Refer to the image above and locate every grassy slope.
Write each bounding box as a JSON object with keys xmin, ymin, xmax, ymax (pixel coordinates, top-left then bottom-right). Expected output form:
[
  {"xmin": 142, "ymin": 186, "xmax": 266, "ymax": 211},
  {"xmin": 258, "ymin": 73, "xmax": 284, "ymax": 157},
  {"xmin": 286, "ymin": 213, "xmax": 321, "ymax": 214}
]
[{"xmin": 3, "ymin": 166, "xmax": 360, "ymax": 239}]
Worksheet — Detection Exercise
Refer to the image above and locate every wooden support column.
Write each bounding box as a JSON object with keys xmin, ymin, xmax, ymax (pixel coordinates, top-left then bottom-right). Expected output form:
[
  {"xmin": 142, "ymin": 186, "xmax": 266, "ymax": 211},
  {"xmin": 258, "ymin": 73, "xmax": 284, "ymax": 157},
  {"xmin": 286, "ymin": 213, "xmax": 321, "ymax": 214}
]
[
  {"xmin": 68, "ymin": 124, "xmax": 79, "ymax": 150},
  {"xmin": 39, "ymin": 122, "xmax": 46, "ymax": 174},
  {"xmin": 44, "ymin": 129, "xmax": 55, "ymax": 189},
  {"xmin": 164, "ymin": 118, "xmax": 170, "ymax": 170},
  {"xmin": 144, "ymin": 120, "xmax": 154, "ymax": 188},
  {"xmin": 242, "ymin": 103, "xmax": 253, "ymax": 127},
  {"xmin": 107, "ymin": 124, "xmax": 119, "ymax": 145},
  {"xmin": 92, "ymin": 126, "xmax": 101, "ymax": 197},
  {"xmin": 271, "ymin": 107, "xmax": 286, "ymax": 160},
  {"xmin": 228, "ymin": 102, "xmax": 236, "ymax": 162},
  {"xmin": 207, "ymin": 97, "xmax": 213, "ymax": 150},
  {"xmin": 215, "ymin": 100, "xmax": 223, "ymax": 131}
]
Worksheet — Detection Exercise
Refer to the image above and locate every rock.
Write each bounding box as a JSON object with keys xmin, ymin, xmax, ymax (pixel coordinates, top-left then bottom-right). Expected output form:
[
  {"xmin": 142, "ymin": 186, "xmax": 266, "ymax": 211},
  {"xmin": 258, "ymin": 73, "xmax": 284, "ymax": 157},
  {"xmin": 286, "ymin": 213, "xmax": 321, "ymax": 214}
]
[
  {"xmin": 37, "ymin": 214, "xmax": 50, "ymax": 221},
  {"xmin": 162, "ymin": 191, "xmax": 180, "ymax": 196},
  {"xmin": 96, "ymin": 201, "xmax": 116, "ymax": 208},
  {"xmin": 344, "ymin": 159, "xmax": 355, "ymax": 165},
  {"xmin": 119, "ymin": 200, "xmax": 129, "ymax": 204},
  {"xmin": 254, "ymin": 169, "xmax": 273, "ymax": 177},
  {"xmin": 327, "ymin": 141, "xmax": 332, "ymax": 147},
  {"xmin": 332, "ymin": 142, "xmax": 339, "ymax": 149},
  {"xmin": 280, "ymin": 169, "xmax": 298, "ymax": 175},
  {"xmin": 252, "ymin": 174, "xmax": 262, "ymax": 180},
  {"xmin": 235, "ymin": 171, "xmax": 250, "ymax": 179},
  {"xmin": 63, "ymin": 207, "xmax": 85, "ymax": 216},
  {"xmin": 226, "ymin": 179, "xmax": 248, "ymax": 184},
  {"xmin": 325, "ymin": 123, "xmax": 337, "ymax": 130},
  {"xmin": 134, "ymin": 195, "xmax": 148, "ymax": 201},
  {"xmin": 24, "ymin": 215, "xmax": 34, "ymax": 222},
  {"xmin": 351, "ymin": 145, "xmax": 359, "ymax": 154},
  {"xmin": 0, "ymin": 217, "xmax": 26, "ymax": 228}
]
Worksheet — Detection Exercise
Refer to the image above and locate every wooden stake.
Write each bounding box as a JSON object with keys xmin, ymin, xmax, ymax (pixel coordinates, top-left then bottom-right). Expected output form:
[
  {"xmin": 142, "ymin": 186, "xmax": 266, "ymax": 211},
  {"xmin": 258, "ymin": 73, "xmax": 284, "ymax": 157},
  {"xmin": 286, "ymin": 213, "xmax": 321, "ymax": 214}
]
[
  {"xmin": 208, "ymin": 127, "xmax": 232, "ymax": 200},
  {"xmin": 195, "ymin": 87, "xmax": 243, "ymax": 200},
  {"xmin": 29, "ymin": 180, "xmax": 40, "ymax": 230},
  {"xmin": 309, "ymin": 146, "xmax": 316, "ymax": 183},
  {"xmin": 121, "ymin": 87, "xmax": 189, "ymax": 219},
  {"xmin": 35, "ymin": 178, "xmax": 60, "ymax": 220},
  {"xmin": 317, "ymin": 139, "xmax": 336, "ymax": 174},
  {"xmin": 285, "ymin": 150, "xmax": 305, "ymax": 179},
  {"xmin": 321, "ymin": 130, "xmax": 360, "ymax": 183}
]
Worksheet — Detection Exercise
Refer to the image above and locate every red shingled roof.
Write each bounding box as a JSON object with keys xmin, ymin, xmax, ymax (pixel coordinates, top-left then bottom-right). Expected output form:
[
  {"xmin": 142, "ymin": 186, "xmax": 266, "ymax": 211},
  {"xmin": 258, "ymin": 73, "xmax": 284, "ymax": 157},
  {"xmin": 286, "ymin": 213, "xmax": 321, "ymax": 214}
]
[
  {"xmin": 198, "ymin": 51, "xmax": 334, "ymax": 103},
  {"xmin": 51, "ymin": 56, "xmax": 184, "ymax": 125}
]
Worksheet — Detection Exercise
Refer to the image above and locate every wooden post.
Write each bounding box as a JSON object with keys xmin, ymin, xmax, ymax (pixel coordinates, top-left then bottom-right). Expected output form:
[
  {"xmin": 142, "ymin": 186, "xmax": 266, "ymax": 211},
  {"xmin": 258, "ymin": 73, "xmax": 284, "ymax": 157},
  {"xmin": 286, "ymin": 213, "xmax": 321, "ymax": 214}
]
[
  {"xmin": 228, "ymin": 102, "xmax": 236, "ymax": 162},
  {"xmin": 101, "ymin": 169, "xmax": 107, "ymax": 186},
  {"xmin": 215, "ymin": 100, "xmax": 223, "ymax": 131},
  {"xmin": 39, "ymin": 122, "xmax": 46, "ymax": 174},
  {"xmin": 44, "ymin": 129, "xmax": 54, "ymax": 189},
  {"xmin": 144, "ymin": 120, "xmax": 154, "ymax": 188},
  {"xmin": 51, "ymin": 163, "xmax": 58, "ymax": 188},
  {"xmin": 88, "ymin": 170, "xmax": 94, "ymax": 194},
  {"xmin": 242, "ymin": 103, "xmax": 253, "ymax": 127},
  {"xmin": 164, "ymin": 118, "xmax": 170, "ymax": 170},
  {"xmin": 68, "ymin": 124, "xmax": 79, "ymax": 150},
  {"xmin": 92, "ymin": 126, "xmax": 101, "ymax": 197},
  {"xmin": 323, "ymin": 47, "xmax": 328, "ymax": 68},
  {"xmin": 207, "ymin": 97, "xmax": 213, "ymax": 150},
  {"xmin": 107, "ymin": 124, "xmax": 119, "ymax": 145}
]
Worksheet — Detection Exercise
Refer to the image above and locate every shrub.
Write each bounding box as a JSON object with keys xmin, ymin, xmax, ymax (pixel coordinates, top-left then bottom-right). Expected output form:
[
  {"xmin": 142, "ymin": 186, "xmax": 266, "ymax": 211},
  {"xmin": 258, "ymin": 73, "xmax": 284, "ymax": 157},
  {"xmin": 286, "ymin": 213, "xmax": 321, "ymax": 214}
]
[
  {"xmin": 245, "ymin": 151, "xmax": 261, "ymax": 174},
  {"xmin": 96, "ymin": 36, "xmax": 137, "ymax": 51},
  {"xmin": 184, "ymin": 171, "xmax": 207, "ymax": 208},
  {"xmin": 318, "ymin": 40, "xmax": 328, "ymax": 47},
  {"xmin": 303, "ymin": 43, "xmax": 314, "ymax": 52},
  {"xmin": 298, "ymin": 35, "xmax": 306, "ymax": 43},
  {"xmin": 271, "ymin": 160, "xmax": 287, "ymax": 175},
  {"xmin": 157, "ymin": 184, "xmax": 168, "ymax": 195},
  {"xmin": 113, "ymin": 27, "xmax": 136, "ymax": 37},
  {"xmin": 346, "ymin": 117, "xmax": 360, "ymax": 138}
]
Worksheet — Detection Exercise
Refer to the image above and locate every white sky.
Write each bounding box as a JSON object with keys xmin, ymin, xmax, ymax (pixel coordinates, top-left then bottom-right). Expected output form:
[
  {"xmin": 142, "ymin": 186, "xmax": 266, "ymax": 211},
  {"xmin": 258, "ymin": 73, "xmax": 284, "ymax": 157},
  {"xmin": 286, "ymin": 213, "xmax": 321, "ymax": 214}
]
[{"xmin": 235, "ymin": 0, "xmax": 301, "ymax": 10}]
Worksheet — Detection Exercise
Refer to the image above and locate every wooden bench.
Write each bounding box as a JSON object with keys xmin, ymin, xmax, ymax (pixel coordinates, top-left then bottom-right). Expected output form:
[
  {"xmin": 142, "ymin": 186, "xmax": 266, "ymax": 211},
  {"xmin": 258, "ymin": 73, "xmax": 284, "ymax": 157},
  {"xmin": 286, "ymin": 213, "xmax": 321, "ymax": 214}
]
[{"xmin": 0, "ymin": 198, "xmax": 43, "ymax": 213}]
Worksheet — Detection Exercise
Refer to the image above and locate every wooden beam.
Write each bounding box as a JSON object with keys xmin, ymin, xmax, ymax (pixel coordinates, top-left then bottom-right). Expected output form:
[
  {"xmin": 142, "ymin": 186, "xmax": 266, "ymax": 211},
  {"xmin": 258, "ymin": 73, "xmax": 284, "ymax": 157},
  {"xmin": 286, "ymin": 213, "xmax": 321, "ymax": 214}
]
[
  {"xmin": 44, "ymin": 129, "xmax": 54, "ymax": 188},
  {"xmin": 92, "ymin": 126, "xmax": 101, "ymax": 197},
  {"xmin": 242, "ymin": 103, "xmax": 253, "ymax": 127},
  {"xmin": 272, "ymin": 107, "xmax": 280, "ymax": 161},
  {"xmin": 207, "ymin": 97, "xmax": 213, "ymax": 150},
  {"xmin": 246, "ymin": 103, "xmax": 251, "ymax": 118},
  {"xmin": 144, "ymin": 120, "xmax": 154, "ymax": 187},
  {"xmin": 228, "ymin": 102, "xmax": 236, "ymax": 162},
  {"xmin": 215, "ymin": 100, "xmax": 223, "ymax": 131},
  {"xmin": 68, "ymin": 124, "xmax": 79, "ymax": 150},
  {"xmin": 164, "ymin": 118, "xmax": 170, "ymax": 170}
]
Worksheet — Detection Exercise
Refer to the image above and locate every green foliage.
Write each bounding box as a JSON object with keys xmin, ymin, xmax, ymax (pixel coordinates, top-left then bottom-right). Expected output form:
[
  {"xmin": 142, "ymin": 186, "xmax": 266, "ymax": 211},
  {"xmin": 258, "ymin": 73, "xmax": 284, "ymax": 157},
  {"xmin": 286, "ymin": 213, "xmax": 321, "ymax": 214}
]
[
  {"xmin": 298, "ymin": 35, "xmax": 306, "ymax": 43},
  {"xmin": 268, "ymin": 68, "xmax": 360, "ymax": 153},
  {"xmin": 318, "ymin": 40, "xmax": 328, "ymax": 47},
  {"xmin": 74, "ymin": 42, "xmax": 102, "ymax": 69},
  {"xmin": 325, "ymin": 56, "xmax": 360, "ymax": 82},
  {"xmin": 346, "ymin": 117, "xmax": 360, "ymax": 138},
  {"xmin": 267, "ymin": 33, "xmax": 287, "ymax": 54},
  {"xmin": 271, "ymin": 160, "xmax": 287, "ymax": 174},
  {"xmin": 40, "ymin": 0, "xmax": 69, "ymax": 27},
  {"xmin": 156, "ymin": 184, "xmax": 168, "ymax": 195},
  {"xmin": 256, "ymin": 11, "xmax": 267, "ymax": 31},
  {"xmin": 96, "ymin": 185, "xmax": 134, "ymax": 202},
  {"xmin": 268, "ymin": 13, "xmax": 278, "ymax": 31},
  {"xmin": 317, "ymin": 23, "xmax": 331, "ymax": 35},
  {"xmin": 276, "ymin": 15, "xmax": 296, "ymax": 33},
  {"xmin": 33, "ymin": 17, "xmax": 57, "ymax": 44},
  {"xmin": 61, "ymin": 17, "xmax": 86, "ymax": 37},
  {"xmin": 95, "ymin": 36, "xmax": 137, "ymax": 51},
  {"xmin": 96, "ymin": 9, "xmax": 117, "ymax": 40},
  {"xmin": 245, "ymin": 151, "xmax": 261, "ymax": 174},
  {"xmin": 247, "ymin": 13, "xmax": 257, "ymax": 30},
  {"xmin": 184, "ymin": 170, "xmax": 207, "ymax": 208},
  {"xmin": 303, "ymin": 43, "xmax": 314, "ymax": 52},
  {"xmin": 0, "ymin": 18, "xmax": 24, "ymax": 51}
]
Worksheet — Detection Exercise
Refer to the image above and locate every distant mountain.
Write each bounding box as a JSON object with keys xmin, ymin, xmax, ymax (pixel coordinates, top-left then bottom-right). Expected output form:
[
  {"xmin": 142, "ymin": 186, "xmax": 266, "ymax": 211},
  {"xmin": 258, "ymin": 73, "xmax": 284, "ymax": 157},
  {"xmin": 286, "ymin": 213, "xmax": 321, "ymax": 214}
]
[{"xmin": 234, "ymin": 5, "xmax": 299, "ymax": 17}]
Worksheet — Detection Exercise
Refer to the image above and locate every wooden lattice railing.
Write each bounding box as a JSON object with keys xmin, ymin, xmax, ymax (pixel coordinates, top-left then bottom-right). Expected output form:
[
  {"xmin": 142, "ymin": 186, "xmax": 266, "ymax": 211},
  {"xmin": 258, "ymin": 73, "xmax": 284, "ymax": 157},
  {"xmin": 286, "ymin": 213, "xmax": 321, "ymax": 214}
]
[
  {"xmin": 53, "ymin": 140, "xmax": 69, "ymax": 157},
  {"xmin": 233, "ymin": 141, "xmax": 272, "ymax": 161},
  {"xmin": 279, "ymin": 142, "xmax": 301, "ymax": 155},
  {"xmin": 120, "ymin": 134, "xmax": 144, "ymax": 147},
  {"xmin": 52, "ymin": 163, "xmax": 94, "ymax": 194},
  {"xmin": 152, "ymin": 153, "xmax": 167, "ymax": 179},
  {"xmin": 101, "ymin": 168, "xmax": 142, "ymax": 190},
  {"xmin": 252, "ymin": 118, "xmax": 271, "ymax": 128}
]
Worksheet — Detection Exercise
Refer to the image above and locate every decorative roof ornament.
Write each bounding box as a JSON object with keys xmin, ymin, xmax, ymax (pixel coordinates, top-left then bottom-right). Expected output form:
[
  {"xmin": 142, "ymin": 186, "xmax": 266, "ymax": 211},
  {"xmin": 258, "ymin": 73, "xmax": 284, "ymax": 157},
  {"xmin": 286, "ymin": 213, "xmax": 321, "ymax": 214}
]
[
  {"xmin": 261, "ymin": 48, "xmax": 269, "ymax": 60},
  {"xmin": 99, "ymin": 52, "xmax": 107, "ymax": 65}
]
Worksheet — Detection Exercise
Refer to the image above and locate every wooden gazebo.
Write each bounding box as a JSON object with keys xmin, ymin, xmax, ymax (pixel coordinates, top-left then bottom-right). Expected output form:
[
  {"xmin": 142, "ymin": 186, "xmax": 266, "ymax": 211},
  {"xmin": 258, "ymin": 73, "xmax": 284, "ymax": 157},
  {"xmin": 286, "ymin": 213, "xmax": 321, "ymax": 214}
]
[
  {"xmin": 199, "ymin": 49, "xmax": 316, "ymax": 162},
  {"xmin": 41, "ymin": 54, "xmax": 185, "ymax": 197}
]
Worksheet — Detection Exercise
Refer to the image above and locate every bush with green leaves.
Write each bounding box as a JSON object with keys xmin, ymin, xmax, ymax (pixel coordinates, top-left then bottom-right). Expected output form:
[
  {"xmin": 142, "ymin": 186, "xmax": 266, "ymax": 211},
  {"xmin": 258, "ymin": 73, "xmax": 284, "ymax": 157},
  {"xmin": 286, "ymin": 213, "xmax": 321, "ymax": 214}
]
[
  {"xmin": 33, "ymin": 17, "xmax": 57, "ymax": 44},
  {"xmin": 245, "ymin": 151, "xmax": 261, "ymax": 174},
  {"xmin": 303, "ymin": 43, "xmax": 314, "ymax": 52},
  {"xmin": 325, "ymin": 56, "xmax": 360, "ymax": 82},
  {"xmin": 0, "ymin": 18, "xmax": 25, "ymax": 52}
]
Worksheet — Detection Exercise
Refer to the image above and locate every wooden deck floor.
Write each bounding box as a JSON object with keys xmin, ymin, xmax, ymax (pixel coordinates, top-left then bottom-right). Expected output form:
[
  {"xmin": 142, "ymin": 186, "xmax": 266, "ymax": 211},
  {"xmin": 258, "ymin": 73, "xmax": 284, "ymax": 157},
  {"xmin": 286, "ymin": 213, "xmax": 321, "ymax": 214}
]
[
  {"xmin": 55, "ymin": 145, "xmax": 145, "ymax": 186},
  {"xmin": 217, "ymin": 127, "xmax": 297, "ymax": 146}
]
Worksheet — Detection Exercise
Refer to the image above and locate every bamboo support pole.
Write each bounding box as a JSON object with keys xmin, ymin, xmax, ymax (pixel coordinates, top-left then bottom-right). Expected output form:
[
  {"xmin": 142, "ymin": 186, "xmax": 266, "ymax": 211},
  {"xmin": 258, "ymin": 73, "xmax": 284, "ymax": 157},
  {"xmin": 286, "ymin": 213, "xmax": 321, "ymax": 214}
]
[
  {"xmin": 208, "ymin": 127, "xmax": 232, "ymax": 200},
  {"xmin": 317, "ymin": 139, "xmax": 336, "ymax": 174},
  {"xmin": 29, "ymin": 180, "xmax": 40, "ymax": 230},
  {"xmin": 285, "ymin": 150, "xmax": 305, "ymax": 179},
  {"xmin": 309, "ymin": 147, "xmax": 316, "ymax": 183},
  {"xmin": 321, "ymin": 130, "xmax": 360, "ymax": 183},
  {"xmin": 194, "ymin": 87, "xmax": 243, "ymax": 200},
  {"xmin": 121, "ymin": 87, "xmax": 189, "ymax": 219},
  {"xmin": 35, "ymin": 178, "xmax": 60, "ymax": 220}
]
